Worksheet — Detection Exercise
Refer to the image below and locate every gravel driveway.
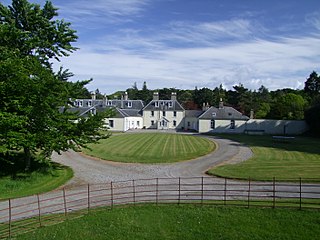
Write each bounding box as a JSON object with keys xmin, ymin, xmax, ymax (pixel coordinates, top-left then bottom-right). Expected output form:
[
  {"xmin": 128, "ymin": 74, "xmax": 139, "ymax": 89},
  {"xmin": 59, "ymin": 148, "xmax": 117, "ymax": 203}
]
[{"xmin": 52, "ymin": 135, "xmax": 253, "ymax": 187}]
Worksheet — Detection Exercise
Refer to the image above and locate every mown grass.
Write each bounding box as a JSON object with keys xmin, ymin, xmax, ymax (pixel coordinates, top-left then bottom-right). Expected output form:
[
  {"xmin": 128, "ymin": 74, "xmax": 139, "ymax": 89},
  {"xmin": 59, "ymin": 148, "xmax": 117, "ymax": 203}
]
[
  {"xmin": 0, "ymin": 164, "xmax": 73, "ymax": 200},
  {"xmin": 83, "ymin": 133, "xmax": 215, "ymax": 163},
  {"xmin": 17, "ymin": 204, "xmax": 320, "ymax": 240},
  {"xmin": 208, "ymin": 135, "xmax": 320, "ymax": 181}
]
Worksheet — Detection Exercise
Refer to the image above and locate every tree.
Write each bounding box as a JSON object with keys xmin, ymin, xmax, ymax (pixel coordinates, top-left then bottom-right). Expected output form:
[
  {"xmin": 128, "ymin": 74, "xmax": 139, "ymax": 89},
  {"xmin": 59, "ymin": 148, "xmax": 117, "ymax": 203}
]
[
  {"xmin": 305, "ymin": 104, "xmax": 320, "ymax": 136},
  {"xmin": 269, "ymin": 93, "xmax": 306, "ymax": 120},
  {"xmin": 304, "ymin": 71, "xmax": 320, "ymax": 106},
  {"xmin": 0, "ymin": 0, "xmax": 111, "ymax": 170}
]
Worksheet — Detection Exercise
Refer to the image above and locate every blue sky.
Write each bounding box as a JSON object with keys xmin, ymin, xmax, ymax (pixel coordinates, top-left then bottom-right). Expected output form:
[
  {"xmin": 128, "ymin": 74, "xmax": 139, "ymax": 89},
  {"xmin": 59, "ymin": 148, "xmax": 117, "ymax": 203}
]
[{"xmin": 3, "ymin": 0, "xmax": 320, "ymax": 94}]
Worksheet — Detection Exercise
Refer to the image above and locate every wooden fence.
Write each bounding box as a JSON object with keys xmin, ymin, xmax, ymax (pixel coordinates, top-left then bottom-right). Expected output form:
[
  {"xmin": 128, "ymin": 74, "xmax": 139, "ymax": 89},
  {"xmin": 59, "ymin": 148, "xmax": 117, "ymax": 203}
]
[{"xmin": 1, "ymin": 176, "xmax": 320, "ymax": 239}]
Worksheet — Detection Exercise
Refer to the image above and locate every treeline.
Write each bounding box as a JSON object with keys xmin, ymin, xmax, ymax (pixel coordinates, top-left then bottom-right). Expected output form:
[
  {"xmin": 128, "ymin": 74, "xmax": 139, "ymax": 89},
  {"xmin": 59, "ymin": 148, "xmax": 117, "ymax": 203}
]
[{"xmin": 117, "ymin": 72, "xmax": 319, "ymax": 121}]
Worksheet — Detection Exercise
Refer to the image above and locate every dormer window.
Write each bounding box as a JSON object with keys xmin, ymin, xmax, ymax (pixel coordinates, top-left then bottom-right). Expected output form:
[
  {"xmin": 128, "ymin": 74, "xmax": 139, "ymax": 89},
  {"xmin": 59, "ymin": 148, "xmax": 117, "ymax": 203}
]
[
  {"xmin": 127, "ymin": 101, "xmax": 132, "ymax": 108},
  {"xmin": 212, "ymin": 112, "xmax": 216, "ymax": 117},
  {"xmin": 88, "ymin": 101, "xmax": 92, "ymax": 107},
  {"xmin": 79, "ymin": 100, "xmax": 83, "ymax": 107},
  {"xmin": 155, "ymin": 101, "xmax": 159, "ymax": 108},
  {"xmin": 168, "ymin": 101, "xmax": 173, "ymax": 108},
  {"xmin": 107, "ymin": 100, "xmax": 112, "ymax": 106}
]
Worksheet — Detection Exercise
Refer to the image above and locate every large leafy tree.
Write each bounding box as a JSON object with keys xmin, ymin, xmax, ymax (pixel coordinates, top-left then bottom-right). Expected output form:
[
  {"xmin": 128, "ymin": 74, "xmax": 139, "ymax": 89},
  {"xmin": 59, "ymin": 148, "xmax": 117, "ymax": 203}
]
[{"xmin": 0, "ymin": 0, "xmax": 111, "ymax": 170}]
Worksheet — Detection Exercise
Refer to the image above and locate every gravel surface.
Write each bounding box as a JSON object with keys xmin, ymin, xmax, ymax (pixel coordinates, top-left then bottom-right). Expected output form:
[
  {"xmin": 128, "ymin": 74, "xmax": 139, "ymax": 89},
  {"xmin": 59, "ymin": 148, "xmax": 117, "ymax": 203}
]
[{"xmin": 52, "ymin": 135, "xmax": 253, "ymax": 188}]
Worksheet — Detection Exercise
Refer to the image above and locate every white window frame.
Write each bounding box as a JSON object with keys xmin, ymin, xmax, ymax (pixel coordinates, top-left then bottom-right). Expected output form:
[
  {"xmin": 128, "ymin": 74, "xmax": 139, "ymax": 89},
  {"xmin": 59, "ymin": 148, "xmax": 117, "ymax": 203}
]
[
  {"xmin": 168, "ymin": 101, "xmax": 173, "ymax": 108},
  {"xmin": 155, "ymin": 101, "xmax": 159, "ymax": 108},
  {"xmin": 127, "ymin": 101, "xmax": 132, "ymax": 108}
]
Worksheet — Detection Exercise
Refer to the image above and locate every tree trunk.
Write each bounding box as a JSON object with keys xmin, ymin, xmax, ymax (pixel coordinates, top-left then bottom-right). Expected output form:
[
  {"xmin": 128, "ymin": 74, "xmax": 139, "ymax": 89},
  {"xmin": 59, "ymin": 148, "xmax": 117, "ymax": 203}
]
[{"xmin": 24, "ymin": 147, "xmax": 31, "ymax": 171}]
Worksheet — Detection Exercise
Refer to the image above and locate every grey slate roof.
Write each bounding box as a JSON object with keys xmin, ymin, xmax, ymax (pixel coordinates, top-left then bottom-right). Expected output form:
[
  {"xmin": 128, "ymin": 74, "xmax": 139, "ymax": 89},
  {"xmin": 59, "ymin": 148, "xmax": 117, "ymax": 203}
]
[
  {"xmin": 73, "ymin": 99, "xmax": 144, "ymax": 110},
  {"xmin": 185, "ymin": 110, "xmax": 204, "ymax": 118},
  {"xmin": 143, "ymin": 100, "xmax": 185, "ymax": 111},
  {"xmin": 199, "ymin": 106, "xmax": 249, "ymax": 120}
]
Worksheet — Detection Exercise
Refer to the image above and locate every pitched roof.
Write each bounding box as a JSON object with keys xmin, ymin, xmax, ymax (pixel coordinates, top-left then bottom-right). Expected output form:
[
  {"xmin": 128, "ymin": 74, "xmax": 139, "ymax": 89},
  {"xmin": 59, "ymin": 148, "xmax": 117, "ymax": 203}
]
[
  {"xmin": 199, "ymin": 106, "xmax": 249, "ymax": 120},
  {"xmin": 185, "ymin": 110, "xmax": 204, "ymax": 118},
  {"xmin": 143, "ymin": 100, "xmax": 185, "ymax": 111},
  {"xmin": 73, "ymin": 99, "xmax": 144, "ymax": 110}
]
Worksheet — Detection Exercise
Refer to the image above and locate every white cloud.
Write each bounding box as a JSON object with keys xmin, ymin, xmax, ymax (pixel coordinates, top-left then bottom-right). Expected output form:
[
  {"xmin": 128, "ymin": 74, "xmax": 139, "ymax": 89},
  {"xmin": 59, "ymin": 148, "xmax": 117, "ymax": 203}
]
[
  {"xmin": 56, "ymin": 0, "xmax": 150, "ymax": 27},
  {"xmin": 55, "ymin": 32, "xmax": 320, "ymax": 93}
]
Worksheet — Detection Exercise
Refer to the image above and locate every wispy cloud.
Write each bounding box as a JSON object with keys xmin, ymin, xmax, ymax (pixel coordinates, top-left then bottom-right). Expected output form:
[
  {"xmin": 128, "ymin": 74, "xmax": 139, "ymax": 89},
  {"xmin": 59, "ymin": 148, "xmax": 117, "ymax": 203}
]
[
  {"xmin": 57, "ymin": 0, "xmax": 150, "ymax": 27},
  {"xmin": 57, "ymin": 31, "xmax": 320, "ymax": 93}
]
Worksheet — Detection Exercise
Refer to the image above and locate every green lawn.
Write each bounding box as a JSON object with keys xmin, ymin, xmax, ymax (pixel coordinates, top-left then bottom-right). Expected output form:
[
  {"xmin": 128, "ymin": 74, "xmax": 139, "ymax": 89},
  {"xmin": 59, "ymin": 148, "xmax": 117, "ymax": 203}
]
[
  {"xmin": 17, "ymin": 205, "xmax": 320, "ymax": 240},
  {"xmin": 208, "ymin": 135, "xmax": 320, "ymax": 181},
  {"xmin": 83, "ymin": 133, "xmax": 215, "ymax": 163},
  {"xmin": 0, "ymin": 164, "xmax": 73, "ymax": 200}
]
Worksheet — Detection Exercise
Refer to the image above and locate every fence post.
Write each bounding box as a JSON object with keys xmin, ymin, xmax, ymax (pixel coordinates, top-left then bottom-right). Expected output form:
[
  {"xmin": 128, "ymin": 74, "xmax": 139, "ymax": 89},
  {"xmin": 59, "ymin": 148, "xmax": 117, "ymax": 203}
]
[
  {"xmin": 272, "ymin": 177, "xmax": 276, "ymax": 209},
  {"xmin": 156, "ymin": 178, "xmax": 159, "ymax": 205},
  {"xmin": 224, "ymin": 178, "xmax": 227, "ymax": 205},
  {"xmin": 37, "ymin": 194, "xmax": 42, "ymax": 227},
  {"xmin": 247, "ymin": 178, "xmax": 251, "ymax": 208},
  {"xmin": 299, "ymin": 178, "xmax": 302, "ymax": 210},
  {"xmin": 201, "ymin": 177, "xmax": 204, "ymax": 205},
  {"xmin": 132, "ymin": 180, "xmax": 136, "ymax": 205},
  {"xmin": 63, "ymin": 188, "xmax": 68, "ymax": 218},
  {"xmin": 110, "ymin": 181, "xmax": 114, "ymax": 209},
  {"xmin": 8, "ymin": 198, "xmax": 11, "ymax": 239},
  {"xmin": 178, "ymin": 177, "xmax": 181, "ymax": 205},
  {"xmin": 87, "ymin": 184, "xmax": 90, "ymax": 213}
]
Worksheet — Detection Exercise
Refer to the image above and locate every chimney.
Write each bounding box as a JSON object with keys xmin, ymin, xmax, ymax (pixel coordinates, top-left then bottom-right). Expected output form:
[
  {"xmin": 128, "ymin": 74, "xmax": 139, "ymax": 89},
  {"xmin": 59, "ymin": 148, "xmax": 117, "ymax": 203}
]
[
  {"xmin": 250, "ymin": 109, "xmax": 254, "ymax": 119},
  {"xmin": 124, "ymin": 92, "xmax": 128, "ymax": 101},
  {"xmin": 202, "ymin": 102, "xmax": 206, "ymax": 111},
  {"xmin": 120, "ymin": 94, "xmax": 124, "ymax": 109},
  {"xmin": 219, "ymin": 98, "xmax": 224, "ymax": 109},
  {"xmin": 103, "ymin": 94, "xmax": 107, "ymax": 106},
  {"xmin": 153, "ymin": 92, "xmax": 159, "ymax": 100},
  {"xmin": 171, "ymin": 92, "xmax": 177, "ymax": 101},
  {"xmin": 91, "ymin": 92, "xmax": 96, "ymax": 100}
]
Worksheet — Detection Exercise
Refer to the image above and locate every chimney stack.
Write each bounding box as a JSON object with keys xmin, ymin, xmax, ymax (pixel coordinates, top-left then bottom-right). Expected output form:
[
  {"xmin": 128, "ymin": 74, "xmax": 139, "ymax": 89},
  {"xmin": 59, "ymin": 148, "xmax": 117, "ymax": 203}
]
[
  {"xmin": 91, "ymin": 92, "xmax": 96, "ymax": 100},
  {"xmin": 124, "ymin": 92, "xmax": 128, "ymax": 101},
  {"xmin": 219, "ymin": 98, "xmax": 224, "ymax": 109},
  {"xmin": 171, "ymin": 92, "xmax": 177, "ymax": 101},
  {"xmin": 250, "ymin": 109, "xmax": 254, "ymax": 119},
  {"xmin": 103, "ymin": 94, "xmax": 107, "ymax": 106},
  {"xmin": 153, "ymin": 92, "xmax": 159, "ymax": 100}
]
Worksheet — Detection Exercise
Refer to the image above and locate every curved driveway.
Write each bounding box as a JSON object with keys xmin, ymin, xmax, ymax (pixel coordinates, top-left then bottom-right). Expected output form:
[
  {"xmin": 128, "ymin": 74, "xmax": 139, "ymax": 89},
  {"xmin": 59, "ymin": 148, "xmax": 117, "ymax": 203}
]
[{"xmin": 52, "ymin": 135, "xmax": 253, "ymax": 187}]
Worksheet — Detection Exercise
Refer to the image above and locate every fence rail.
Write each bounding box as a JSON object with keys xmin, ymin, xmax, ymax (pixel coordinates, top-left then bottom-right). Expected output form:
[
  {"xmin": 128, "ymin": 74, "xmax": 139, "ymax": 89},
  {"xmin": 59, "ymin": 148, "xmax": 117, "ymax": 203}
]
[{"xmin": 1, "ymin": 177, "xmax": 320, "ymax": 239}]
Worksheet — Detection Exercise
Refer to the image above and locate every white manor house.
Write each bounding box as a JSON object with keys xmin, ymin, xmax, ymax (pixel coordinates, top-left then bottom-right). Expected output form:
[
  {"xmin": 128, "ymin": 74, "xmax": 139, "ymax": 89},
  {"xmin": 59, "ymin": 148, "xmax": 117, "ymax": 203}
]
[{"xmin": 70, "ymin": 92, "xmax": 307, "ymax": 135}]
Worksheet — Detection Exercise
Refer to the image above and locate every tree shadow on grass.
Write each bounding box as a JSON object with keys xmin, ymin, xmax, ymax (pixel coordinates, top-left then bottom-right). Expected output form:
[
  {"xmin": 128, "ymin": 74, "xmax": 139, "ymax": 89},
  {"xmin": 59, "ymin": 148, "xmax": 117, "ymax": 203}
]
[
  {"xmin": 208, "ymin": 134, "xmax": 320, "ymax": 156},
  {"xmin": 0, "ymin": 152, "xmax": 59, "ymax": 179}
]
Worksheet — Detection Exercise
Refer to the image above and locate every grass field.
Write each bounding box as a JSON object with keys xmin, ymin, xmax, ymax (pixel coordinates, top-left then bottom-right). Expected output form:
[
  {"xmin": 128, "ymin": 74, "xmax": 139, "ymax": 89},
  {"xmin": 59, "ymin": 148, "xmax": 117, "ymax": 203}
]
[
  {"xmin": 17, "ymin": 205, "xmax": 320, "ymax": 240},
  {"xmin": 0, "ymin": 164, "xmax": 73, "ymax": 200},
  {"xmin": 83, "ymin": 133, "xmax": 215, "ymax": 163},
  {"xmin": 208, "ymin": 135, "xmax": 320, "ymax": 181}
]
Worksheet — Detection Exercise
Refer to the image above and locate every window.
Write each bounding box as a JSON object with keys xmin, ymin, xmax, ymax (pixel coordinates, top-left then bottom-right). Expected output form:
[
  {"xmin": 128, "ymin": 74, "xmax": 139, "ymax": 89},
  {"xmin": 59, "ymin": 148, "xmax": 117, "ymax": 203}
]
[
  {"xmin": 90, "ymin": 109, "xmax": 96, "ymax": 115},
  {"xmin": 155, "ymin": 101, "xmax": 159, "ymax": 107},
  {"xmin": 187, "ymin": 122, "xmax": 190, "ymax": 127},
  {"xmin": 79, "ymin": 100, "xmax": 83, "ymax": 107},
  {"xmin": 168, "ymin": 101, "xmax": 173, "ymax": 108},
  {"xmin": 173, "ymin": 120, "xmax": 177, "ymax": 127},
  {"xmin": 109, "ymin": 120, "xmax": 114, "ymax": 128},
  {"xmin": 127, "ymin": 101, "xmax": 132, "ymax": 108},
  {"xmin": 230, "ymin": 120, "xmax": 235, "ymax": 129},
  {"xmin": 151, "ymin": 120, "xmax": 155, "ymax": 125},
  {"xmin": 107, "ymin": 100, "xmax": 112, "ymax": 106},
  {"xmin": 211, "ymin": 119, "xmax": 215, "ymax": 129},
  {"xmin": 151, "ymin": 111, "xmax": 154, "ymax": 117},
  {"xmin": 137, "ymin": 121, "xmax": 140, "ymax": 127},
  {"xmin": 173, "ymin": 111, "xmax": 177, "ymax": 117},
  {"xmin": 88, "ymin": 101, "xmax": 92, "ymax": 107},
  {"xmin": 163, "ymin": 111, "xmax": 166, "ymax": 117},
  {"xmin": 212, "ymin": 112, "xmax": 216, "ymax": 117}
]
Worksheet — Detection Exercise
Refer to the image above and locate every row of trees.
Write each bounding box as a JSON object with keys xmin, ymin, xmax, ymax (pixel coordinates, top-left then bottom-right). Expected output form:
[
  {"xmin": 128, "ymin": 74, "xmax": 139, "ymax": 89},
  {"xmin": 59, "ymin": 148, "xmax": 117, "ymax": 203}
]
[
  {"xmin": 0, "ymin": 0, "xmax": 111, "ymax": 170},
  {"xmin": 123, "ymin": 72, "xmax": 319, "ymax": 122}
]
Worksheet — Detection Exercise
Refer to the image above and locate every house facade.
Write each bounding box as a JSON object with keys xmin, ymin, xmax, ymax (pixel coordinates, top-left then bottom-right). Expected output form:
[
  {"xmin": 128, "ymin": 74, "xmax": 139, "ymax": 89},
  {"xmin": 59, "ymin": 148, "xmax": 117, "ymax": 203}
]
[{"xmin": 70, "ymin": 92, "xmax": 251, "ymax": 133}]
